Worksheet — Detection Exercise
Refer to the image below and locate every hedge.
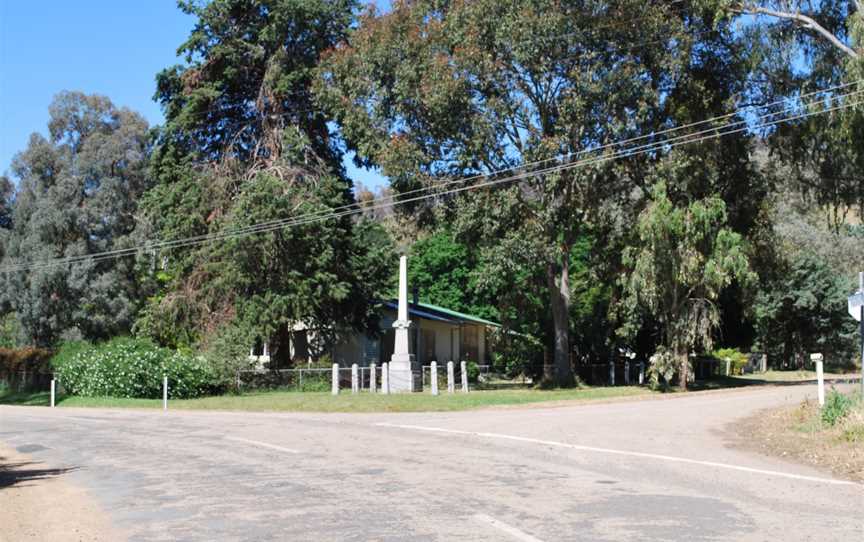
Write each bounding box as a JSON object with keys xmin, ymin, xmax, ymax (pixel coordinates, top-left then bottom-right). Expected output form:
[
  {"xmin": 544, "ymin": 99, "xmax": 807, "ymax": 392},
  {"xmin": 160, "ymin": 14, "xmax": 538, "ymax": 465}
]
[{"xmin": 52, "ymin": 337, "xmax": 216, "ymax": 399}]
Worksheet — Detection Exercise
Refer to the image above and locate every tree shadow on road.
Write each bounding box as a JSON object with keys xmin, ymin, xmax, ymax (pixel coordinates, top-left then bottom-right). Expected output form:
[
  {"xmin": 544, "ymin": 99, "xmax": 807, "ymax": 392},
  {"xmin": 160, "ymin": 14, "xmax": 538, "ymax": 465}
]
[{"xmin": 0, "ymin": 456, "xmax": 77, "ymax": 490}]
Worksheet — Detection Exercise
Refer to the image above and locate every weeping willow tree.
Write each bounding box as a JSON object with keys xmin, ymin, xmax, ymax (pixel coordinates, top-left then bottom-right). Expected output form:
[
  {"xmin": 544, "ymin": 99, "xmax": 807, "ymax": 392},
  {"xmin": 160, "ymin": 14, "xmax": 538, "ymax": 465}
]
[{"xmin": 620, "ymin": 181, "xmax": 753, "ymax": 390}]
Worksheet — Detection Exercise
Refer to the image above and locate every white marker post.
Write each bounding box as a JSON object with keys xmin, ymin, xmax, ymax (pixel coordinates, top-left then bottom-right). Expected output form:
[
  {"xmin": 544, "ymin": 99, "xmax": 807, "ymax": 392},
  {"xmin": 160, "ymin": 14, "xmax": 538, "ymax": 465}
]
[
  {"xmin": 812, "ymin": 353, "xmax": 825, "ymax": 407},
  {"xmin": 331, "ymin": 363, "xmax": 339, "ymax": 395},
  {"xmin": 50, "ymin": 379, "xmax": 56, "ymax": 408},
  {"xmin": 351, "ymin": 363, "xmax": 359, "ymax": 394},
  {"xmin": 624, "ymin": 361, "xmax": 630, "ymax": 386},
  {"xmin": 725, "ymin": 358, "xmax": 731, "ymax": 377},
  {"xmin": 162, "ymin": 376, "xmax": 168, "ymax": 411},
  {"xmin": 447, "ymin": 361, "xmax": 455, "ymax": 393},
  {"xmin": 382, "ymin": 362, "xmax": 390, "ymax": 394},
  {"xmin": 460, "ymin": 361, "xmax": 468, "ymax": 393},
  {"xmin": 638, "ymin": 362, "xmax": 645, "ymax": 385},
  {"xmin": 847, "ymin": 274, "xmax": 864, "ymax": 395},
  {"xmin": 430, "ymin": 361, "xmax": 439, "ymax": 395},
  {"xmin": 370, "ymin": 363, "xmax": 377, "ymax": 393},
  {"xmin": 859, "ymin": 272, "xmax": 864, "ymax": 396}
]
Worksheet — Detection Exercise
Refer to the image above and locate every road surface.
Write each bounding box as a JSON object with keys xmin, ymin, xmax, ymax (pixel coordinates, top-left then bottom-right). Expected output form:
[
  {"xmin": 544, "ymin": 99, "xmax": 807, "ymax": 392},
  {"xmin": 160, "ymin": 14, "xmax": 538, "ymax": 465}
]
[{"xmin": 0, "ymin": 384, "xmax": 861, "ymax": 541}]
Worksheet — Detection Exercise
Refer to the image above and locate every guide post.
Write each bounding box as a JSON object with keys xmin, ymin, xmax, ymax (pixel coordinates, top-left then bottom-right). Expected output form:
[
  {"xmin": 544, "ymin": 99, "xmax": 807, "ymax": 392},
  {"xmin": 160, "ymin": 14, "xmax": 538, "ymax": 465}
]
[{"xmin": 851, "ymin": 272, "xmax": 864, "ymax": 396}]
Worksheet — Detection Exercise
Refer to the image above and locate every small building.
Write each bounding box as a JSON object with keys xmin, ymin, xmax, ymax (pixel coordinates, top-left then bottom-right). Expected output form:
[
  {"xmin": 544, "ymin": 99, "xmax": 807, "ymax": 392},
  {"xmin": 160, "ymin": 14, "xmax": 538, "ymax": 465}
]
[{"xmin": 249, "ymin": 300, "xmax": 500, "ymax": 368}]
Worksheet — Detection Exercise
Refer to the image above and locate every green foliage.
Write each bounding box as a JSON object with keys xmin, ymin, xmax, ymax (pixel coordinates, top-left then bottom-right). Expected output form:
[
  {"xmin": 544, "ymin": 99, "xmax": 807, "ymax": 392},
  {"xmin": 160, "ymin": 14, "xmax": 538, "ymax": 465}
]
[
  {"xmin": 489, "ymin": 328, "xmax": 544, "ymax": 377},
  {"xmin": 466, "ymin": 361, "xmax": 480, "ymax": 384},
  {"xmin": 1, "ymin": 92, "xmax": 151, "ymax": 346},
  {"xmin": 646, "ymin": 347, "xmax": 679, "ymax": 390},
  {"xmin": 711, "ymin": 347, "xmax": 749, "ymax": 375},
  {"xmin": 53, "ymin": 337, "xmax": 214, "ymax": 399},
  {"xmin": 754, "ymin": 253, "xmax": 857, "ymax": 368},
  {"xmin": 622, "ymin": 182, "xmax": 752, "ymax": 388},
  {"xmin": 200, "ymin": 324, "xmax": 257, "ymax": 393},
  {"xmin": 822, "ymin": 390, "xmax": 856, "ymax": 427},
  {"xmin": 0, "ymin": 313, "xmax": 21, "ymax": 349},
  {"xmin": 155, "ymin": 0, "xmax": 356, "ymax": 168},
  {"xmin": 140, "ymin": 0, "xmax": 390, "ymax": 351},
  {"xmin": 408, "ymin": 230, "xmax": 499, "ymax": 321}
]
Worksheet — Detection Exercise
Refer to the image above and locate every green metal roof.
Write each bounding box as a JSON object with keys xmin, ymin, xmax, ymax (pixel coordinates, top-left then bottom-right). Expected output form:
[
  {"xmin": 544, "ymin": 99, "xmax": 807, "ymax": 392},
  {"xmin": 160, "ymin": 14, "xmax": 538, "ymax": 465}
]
[{"xmin": 415, "ymin": 302, "xmax": 501, "ymax": 327}]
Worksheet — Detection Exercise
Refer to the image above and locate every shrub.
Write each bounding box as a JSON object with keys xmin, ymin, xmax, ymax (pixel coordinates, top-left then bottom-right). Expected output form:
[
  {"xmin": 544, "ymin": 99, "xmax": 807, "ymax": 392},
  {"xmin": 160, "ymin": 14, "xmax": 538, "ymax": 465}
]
[
  {"xmin": 711, "ymin": 347, "xmax": 749, "ymax": 375},
  {"xmin": 52, "ymin": 337, "xmax": 215, "ymax": 399},
  {"xmin": 647, "ymin": 347, "xmax": 680, "ymax": 390},
  {"xmin": 465, "ymin": 360, "xmax": 480, "ymax": 383},
  {"xmin": 821, "ymin": 390, "xmax": 855, "ymax": 427}
]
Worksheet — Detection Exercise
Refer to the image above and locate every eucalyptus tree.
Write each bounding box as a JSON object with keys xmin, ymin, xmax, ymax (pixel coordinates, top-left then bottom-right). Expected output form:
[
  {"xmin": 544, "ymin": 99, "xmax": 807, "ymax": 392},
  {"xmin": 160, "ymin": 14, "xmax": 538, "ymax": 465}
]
[
  {"xmin": 620, "ymin": 182, "xmax": 752, "ymax": 390},
  {"xmin": 140, "ymin": 0, "xmax": 394, "ymax": 351},
  {"xmin": 717, "ymin": 1, "xmax": 864, "ymax": 226},
  {"xmin": 1, "ymin": 92, "xmax": 151, "ymax": 345},
  {"xmin": 315, "ymin": 0, "xmax": 755, "ymax": 385}
]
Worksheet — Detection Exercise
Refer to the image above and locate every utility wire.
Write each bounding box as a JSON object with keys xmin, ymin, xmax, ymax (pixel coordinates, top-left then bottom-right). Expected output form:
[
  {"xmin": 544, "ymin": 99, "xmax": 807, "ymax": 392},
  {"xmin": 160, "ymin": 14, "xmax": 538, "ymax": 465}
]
[
  {"xmin": 4, "ymin": 84, "xmax": 861, "ymax": 271},
  {"xmin": 128, "ymin": 77, "xmax": 860, "ymax": 258},
  {"xmin": 13, "ymin": 78, "xmax": 854, "ymax": 271},
  {"xmin": 2, "ymin": 85, "xmax": 861, "ymax": 274}
]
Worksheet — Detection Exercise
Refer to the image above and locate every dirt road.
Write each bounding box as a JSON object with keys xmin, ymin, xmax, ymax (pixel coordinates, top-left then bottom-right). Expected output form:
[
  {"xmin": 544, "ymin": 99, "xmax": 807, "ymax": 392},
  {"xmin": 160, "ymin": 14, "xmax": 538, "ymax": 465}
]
[{"xmin": 0, "ymin": 384, "xmax": 861, "ymax": 541}]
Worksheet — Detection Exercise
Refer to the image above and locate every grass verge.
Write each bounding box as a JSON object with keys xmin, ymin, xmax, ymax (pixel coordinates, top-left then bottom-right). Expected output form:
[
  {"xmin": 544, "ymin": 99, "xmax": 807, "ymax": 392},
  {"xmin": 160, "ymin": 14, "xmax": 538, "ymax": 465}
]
[
  {"xmin": 1, "ymin": 386, "xmax": 653, "ymax": 413},
  {"xmin": 732, "ymin": 389, "xmax": 864, "ymax": 482}
]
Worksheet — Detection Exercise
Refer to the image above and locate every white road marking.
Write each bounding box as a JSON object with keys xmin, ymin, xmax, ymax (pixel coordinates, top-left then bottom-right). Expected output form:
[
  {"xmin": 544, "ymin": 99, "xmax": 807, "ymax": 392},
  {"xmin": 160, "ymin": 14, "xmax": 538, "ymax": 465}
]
[
  {"xmin": 472, "ymin": 514, "xmax": 545, "ymax": 542},
  {"xmin": 224, "ymin": 436, "xmax": 300, "ymax": 454},
  {"xmin": 375, "ymin": 423, "xmax": 859, "ymax": 487}
]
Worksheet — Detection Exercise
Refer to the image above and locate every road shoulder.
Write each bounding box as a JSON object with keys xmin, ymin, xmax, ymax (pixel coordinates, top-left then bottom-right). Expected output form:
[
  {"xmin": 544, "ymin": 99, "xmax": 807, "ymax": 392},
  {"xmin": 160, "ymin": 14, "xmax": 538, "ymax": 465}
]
[{"xmin": 0, "ymin": 441, "xmax": 122, "ymax": 542}]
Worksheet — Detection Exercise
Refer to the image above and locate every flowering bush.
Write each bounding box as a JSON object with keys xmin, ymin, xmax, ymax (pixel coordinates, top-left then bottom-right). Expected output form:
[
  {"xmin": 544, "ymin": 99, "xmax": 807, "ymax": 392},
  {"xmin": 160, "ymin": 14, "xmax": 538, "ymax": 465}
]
[{"xmin": 52, "ymin": 338, "xmax": 215, "ymax": 399}]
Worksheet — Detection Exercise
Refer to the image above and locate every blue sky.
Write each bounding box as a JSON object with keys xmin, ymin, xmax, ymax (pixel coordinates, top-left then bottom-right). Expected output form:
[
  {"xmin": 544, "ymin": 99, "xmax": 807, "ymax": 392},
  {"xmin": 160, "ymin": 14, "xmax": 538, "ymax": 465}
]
[{"xmin": 0, "ymin": 0, "xmax": 387, "ymax": 189}]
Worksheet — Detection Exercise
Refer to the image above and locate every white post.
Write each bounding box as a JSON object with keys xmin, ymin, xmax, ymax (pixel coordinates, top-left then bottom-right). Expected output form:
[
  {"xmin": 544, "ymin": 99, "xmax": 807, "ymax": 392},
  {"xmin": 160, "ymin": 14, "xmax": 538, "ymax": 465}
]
[
  {"xmin": 331, "ymin": 363, "xmax": 339, "ymax": 395},
  {"xmin": 430, "ymin": 361, "xmax": 439, "ymax": 395},
  {"xmin": 609, "ymin": 362, "xmax": 615, "ymax": 386},
  {"xmin": 351, "ymin": 364, "xmax": 359, "ymax": 394},
  {"xmin": 382, "ymin": 362, "xmax": 390, "ymax": 394},
  {"xmin": 162, "ymin": 376, "xmax": 168, "ymax": 411},
  {"xmin": 447, "ymin": 361, "xmax": 455, "ymax": 393},
  {"xmin": 460, "ymin": 361, "xmax": 468, "ymax": 393},
  {"xmin": 638, "ymin": 362, "xmax": 645, "ymax": 385},
  {"xmin": 50, "ymin": 379, "xmax": 55, "ymax": 408},
  {"xmin": 624, "ymin": 362, "xmax": 630, "ymax": 386},
  {"xmin": 859, "ymin": 271, "xmax": 864, "ymax": 397},
  {"xmin": 370, "ymin": 363, "xmax": 377, "ymax": 393},
  {"xmin": 725, "ymin": 358, "xmax": 731, "ymax": 377},
  {"xmin": 813, "ymin": 354, "xmax": 825, "ymax": 407},
  {"xmin": 760, "ymin": 353, "xmax": 767, "ymax": 373}
]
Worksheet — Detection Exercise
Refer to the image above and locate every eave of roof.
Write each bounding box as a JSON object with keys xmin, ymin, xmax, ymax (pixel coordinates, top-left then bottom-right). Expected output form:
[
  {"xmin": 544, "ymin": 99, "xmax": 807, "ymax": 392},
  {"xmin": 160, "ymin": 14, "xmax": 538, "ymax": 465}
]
[{"xmin": 382, "ymin": 300, "xmax": 500, "ymax": 327}]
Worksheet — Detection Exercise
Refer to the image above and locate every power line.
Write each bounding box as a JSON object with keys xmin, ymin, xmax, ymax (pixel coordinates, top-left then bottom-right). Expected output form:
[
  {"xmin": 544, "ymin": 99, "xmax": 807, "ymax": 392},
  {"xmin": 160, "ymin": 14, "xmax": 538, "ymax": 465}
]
[
  {"xmin": 4, "ymin": 84, "xmax": 861, "ymax": 272},
  {"xmin": 2, "ymin": 84, "xmax": 861, "ymax": 274},
  {"xmin": 123, "ymin": 80, "xmax": 862, "ymax": 265}
]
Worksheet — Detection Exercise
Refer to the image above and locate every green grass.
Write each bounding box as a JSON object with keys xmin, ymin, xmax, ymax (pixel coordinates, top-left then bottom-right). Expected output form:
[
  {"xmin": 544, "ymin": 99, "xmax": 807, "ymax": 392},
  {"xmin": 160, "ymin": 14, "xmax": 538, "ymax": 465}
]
[
  {"xmin": 5, "ymin": 369, "xmax": 853, "ymax": 413},
  {"xmin": 1, "ymin": 386, "xmax": 654, "ymax": 413}
]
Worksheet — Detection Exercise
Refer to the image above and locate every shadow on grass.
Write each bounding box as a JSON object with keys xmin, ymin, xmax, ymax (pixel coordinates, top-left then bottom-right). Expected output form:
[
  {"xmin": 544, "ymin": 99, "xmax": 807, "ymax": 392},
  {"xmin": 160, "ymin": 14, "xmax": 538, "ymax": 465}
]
[
  {"xmin": 689, "ymin": 375, "xmax": 860, "ymax": 391},
  {"xmin": 0, "ymin": 457, "xmax": 77, "ymax": 490},
  {"xmin": 0, "ymin": 391, "xmax": 51, "ymax": 406}
]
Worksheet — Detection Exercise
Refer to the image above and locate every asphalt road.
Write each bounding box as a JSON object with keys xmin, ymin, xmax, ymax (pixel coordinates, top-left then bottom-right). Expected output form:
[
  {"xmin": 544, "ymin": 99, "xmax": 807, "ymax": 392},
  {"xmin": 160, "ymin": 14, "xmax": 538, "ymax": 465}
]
[{"xmin": 1, "ymin": 384, "xmax": 862, "ymax": 541}]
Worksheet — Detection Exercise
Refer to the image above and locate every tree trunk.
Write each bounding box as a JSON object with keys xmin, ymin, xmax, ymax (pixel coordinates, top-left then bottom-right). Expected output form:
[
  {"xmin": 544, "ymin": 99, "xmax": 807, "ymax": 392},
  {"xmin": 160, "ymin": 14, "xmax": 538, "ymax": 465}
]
[
  {"xmin": 678, "ymin": 348, "xmax": 689, "ymax": 391},
  {"xmin": 547, "ymin": 259, "xmax": 575, "ymax": 387}
]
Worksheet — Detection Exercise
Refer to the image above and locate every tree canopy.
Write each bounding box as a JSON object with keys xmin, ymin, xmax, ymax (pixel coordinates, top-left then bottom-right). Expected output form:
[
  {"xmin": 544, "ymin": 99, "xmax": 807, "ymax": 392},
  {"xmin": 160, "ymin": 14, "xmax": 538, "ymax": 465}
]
[{"xmin": 1, "ymin": 91, "xmax": 152, "ymax": 345}]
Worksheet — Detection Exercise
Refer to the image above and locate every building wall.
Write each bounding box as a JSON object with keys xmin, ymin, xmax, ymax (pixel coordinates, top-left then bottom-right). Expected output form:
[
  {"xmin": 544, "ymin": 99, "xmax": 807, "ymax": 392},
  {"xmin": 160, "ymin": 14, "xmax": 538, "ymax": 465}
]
[{"xmin": 315, "ymin": 308, "xmax": 491, "ymax": 367}]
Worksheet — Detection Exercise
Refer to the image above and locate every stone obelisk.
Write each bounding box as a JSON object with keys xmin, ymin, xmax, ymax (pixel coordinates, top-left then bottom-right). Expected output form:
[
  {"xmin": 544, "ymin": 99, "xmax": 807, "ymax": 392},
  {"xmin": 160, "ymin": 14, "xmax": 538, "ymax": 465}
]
[{"xmin": 389, "ymin": 255, "xmax": 421, "ymax": 392}]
